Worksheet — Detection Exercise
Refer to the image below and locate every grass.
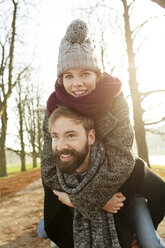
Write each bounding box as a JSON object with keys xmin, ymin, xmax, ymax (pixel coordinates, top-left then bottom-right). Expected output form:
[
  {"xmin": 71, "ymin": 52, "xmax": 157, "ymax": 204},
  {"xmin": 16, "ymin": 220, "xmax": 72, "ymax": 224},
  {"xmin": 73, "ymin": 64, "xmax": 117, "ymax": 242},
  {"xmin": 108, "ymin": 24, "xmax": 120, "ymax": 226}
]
[
  {"xmin": 151, "ymin": 164, "xmax": 165, "ymax": 169},
  {"xmin": 7, "ymin": 163, "xmax": 41, "ymax": 176},
  {"xmin": 1, "ymin": 163, "xmax": 165, "ymax": 180},
  {"xmin": 151, "ymin": 164, "xmax": 165, "ymax": 180}
]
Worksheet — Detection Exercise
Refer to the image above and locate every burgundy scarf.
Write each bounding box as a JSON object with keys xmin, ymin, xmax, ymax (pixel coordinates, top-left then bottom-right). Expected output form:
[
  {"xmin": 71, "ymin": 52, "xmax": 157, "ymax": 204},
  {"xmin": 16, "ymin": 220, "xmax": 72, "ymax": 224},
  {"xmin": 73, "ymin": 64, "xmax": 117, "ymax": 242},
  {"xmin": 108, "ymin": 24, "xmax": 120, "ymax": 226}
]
[{"xmin": 47, "ymin": 72, "xmax": 122, "ymax": 120}]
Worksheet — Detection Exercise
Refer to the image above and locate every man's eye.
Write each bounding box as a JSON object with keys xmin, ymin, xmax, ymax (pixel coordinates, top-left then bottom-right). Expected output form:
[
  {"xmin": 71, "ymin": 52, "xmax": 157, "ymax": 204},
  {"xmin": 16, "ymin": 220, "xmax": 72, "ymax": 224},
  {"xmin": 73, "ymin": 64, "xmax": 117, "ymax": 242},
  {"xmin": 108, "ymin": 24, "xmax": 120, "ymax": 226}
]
[
  {"xmin": 68, "ymin": 134, "xmax": 75, "ymax": 139},
  {"xmin": 52, "ymin": 135, "xmax": 58, "ymax": 140}
]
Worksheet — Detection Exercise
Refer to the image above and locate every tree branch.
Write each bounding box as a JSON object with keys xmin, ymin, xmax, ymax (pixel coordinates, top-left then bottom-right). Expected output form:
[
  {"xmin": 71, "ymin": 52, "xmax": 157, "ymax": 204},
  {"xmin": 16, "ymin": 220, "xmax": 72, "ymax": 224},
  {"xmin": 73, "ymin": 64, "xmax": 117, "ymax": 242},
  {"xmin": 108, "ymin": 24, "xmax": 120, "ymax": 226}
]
[
  {"xmin": 132, "ymin": 15, "xmax": 165, "ymax": 39},
  {"xmin": 6, "ymin": 147, "xmax": 21, "ymax": 156},
  {"xmin": 145, "ymin": 117, "xmax": 165, "ymax": 126},
  {"xmin": 6, "ymin": 147, "xmax": 36, "ymax": 158},
  {"xmin": 0, "ymin": 66, "xmax": 29, "ymax": 116},
  {"xmin": 141, "ymin": 89, "xmax": 165, "ymax": 100}
]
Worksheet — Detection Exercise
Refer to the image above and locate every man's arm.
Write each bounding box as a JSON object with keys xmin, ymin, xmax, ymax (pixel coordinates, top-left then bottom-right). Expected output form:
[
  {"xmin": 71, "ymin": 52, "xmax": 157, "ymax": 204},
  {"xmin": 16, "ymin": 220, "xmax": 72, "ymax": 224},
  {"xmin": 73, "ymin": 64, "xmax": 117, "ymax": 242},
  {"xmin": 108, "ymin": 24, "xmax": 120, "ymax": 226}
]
[{"xmin": 53, "ymin": 190, "xmax": 74, "ymax": 208}]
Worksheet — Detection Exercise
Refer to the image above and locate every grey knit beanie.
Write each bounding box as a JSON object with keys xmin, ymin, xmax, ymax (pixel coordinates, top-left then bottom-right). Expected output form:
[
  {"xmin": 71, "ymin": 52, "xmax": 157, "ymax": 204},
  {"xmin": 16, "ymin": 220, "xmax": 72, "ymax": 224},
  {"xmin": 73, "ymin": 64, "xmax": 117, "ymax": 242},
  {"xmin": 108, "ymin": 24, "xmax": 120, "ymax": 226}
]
[{"xmin": 57, "ymin": 19, "xmax": 101, "ymax": 77}]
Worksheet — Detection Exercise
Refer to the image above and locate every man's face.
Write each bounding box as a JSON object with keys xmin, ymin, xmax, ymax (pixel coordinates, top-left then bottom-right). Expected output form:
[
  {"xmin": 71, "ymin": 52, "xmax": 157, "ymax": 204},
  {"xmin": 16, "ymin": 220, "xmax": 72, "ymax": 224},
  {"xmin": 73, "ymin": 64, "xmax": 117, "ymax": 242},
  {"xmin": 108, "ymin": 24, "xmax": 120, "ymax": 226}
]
[{"xmin": 50, "ymin": 116, "xmax": 95, "ymax": 174}]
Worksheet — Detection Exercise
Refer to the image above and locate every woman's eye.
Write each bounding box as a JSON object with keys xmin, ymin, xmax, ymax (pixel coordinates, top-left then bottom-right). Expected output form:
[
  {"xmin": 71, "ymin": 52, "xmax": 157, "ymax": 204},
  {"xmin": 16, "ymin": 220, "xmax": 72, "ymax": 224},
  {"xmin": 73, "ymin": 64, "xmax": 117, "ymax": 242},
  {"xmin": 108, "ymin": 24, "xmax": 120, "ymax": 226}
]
[
  {"xmin": 82, "ymin": 72, "xmax": 89, "ymax": 77},
  {"xmin": 65, "ymin": 74, "xmax": 72, "ymax": 79}
]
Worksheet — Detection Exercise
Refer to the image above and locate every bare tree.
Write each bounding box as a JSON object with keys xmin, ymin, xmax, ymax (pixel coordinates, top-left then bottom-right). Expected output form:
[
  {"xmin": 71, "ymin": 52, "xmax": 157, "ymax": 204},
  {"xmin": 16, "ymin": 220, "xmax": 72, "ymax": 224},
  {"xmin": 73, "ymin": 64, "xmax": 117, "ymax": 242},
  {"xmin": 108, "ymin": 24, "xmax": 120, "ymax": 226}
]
[
  {"xmin": 121, "ymin": 0, "xmax": 150, "ymax": 165},
  {"xmin": 15, "ymin": 79, "xmax": 26, "ymax": 171},
  {"xmin": 78, "ymin": 4, "xmax": 121, "ymax": 74},
  {"xmin": 0, "ymin": 0, "xmax": 18, "ymax": 177},
  {"xmin": 151, "ymin": 0, "xmax": 165, "ymax": 8},
  {"xmin": 25, "ymin": 89, "xmax": 37, "ymax": 168},
  {"xmin": 24, "ymin": 83, "xmax": 44, "ymax": 168},
  {"xmin": 36, "ymin": 91, "xmax": 44, "ymax": 159},
  {"xmin": 0, "ymin": 0, "xmax": 31, "ymax": 177},
  {"xmin": 121, "ymin": 0, "xmax": 165, "ymax": 165},
  {"xmin": 0, "ymin": 0, "xmax": 18, "ymax": 117},
  {"xmin": 0, "ymin": 109, "xmax": 7, "ymax": 176},
  {"xmin": 8, "ymin": 73, "xmax": 44, "ymax": 172}
]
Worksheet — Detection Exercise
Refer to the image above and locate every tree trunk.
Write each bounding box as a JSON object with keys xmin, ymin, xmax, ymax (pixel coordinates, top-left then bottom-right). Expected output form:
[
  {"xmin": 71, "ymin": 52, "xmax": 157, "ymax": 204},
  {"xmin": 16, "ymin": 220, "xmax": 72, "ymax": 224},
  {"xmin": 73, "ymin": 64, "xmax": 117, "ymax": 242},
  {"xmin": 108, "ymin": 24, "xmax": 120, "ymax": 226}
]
[
  {"xmin": 122, "ymin": 0, "xmax": 150, "ymax": 166},
  {"xmin": 31, "ymin": 132, "xmax": 37, "ymax": 168},
  {"xmin": 20, "ymin": 150, "xmax": 26, "ymax": 171},
  {"xmin": 0, "ymin": 0, "xmax": 18, "ymax": 117},
  {"xmin": 33, "ymin": 155, "xmax": 37, "ymax": 168},
  {"xmin": 32, "ymin": 148, "xmax": 37, "ymax": 168},
  {"xmin": 0, "ymin": 110, "xmax": 7, "ymax": 177},
  {"xmin": 36, "ymin": 95, "xmax": 43, "ymax": 158},
  {"xmin": 19, "ymin": 115, "xmax": 26, "ymax": 172},
  {"xmin": 17, "ymin": 81, "xmax": 26, "ymax": 172}
]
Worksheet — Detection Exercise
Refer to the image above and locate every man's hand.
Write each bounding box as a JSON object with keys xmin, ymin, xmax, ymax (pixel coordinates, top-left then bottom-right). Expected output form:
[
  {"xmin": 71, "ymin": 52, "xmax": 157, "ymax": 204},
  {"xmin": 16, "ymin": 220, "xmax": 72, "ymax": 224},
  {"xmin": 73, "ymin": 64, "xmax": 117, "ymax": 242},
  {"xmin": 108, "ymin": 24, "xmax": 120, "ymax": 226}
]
[
  {"xmin": 103, "ymin": 192, "xmax": 126, "ymax": 213},
  {"xmin": 53, "ymin": 190, "xmax": 74, "ymax": 208}
]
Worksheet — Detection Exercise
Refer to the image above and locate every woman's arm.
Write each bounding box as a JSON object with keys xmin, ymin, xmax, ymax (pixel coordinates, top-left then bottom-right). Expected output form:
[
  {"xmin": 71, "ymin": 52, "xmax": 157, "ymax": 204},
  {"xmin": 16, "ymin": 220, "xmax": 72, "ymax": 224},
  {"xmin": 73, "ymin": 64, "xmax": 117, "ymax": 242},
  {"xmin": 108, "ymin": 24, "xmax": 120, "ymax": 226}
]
[
  {"xmin": 69, "ymin": 92, "xmax": 135, "ymax": 220},
  {"xmin": 53, "ymin": 190, "xmax": 126, "ymax": 213}
]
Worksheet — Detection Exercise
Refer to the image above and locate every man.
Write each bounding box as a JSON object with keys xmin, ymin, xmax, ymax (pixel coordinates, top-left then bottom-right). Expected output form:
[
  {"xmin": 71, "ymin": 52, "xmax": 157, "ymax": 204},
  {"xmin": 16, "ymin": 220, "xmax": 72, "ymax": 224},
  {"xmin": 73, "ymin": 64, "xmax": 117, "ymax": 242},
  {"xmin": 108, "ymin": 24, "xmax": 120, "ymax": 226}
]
[
  {"xmin": 42, "ymin": 105, "xmax": 165, "ymax": 248},
  {"xmin": 48, "ymin": 105, "xmax": 123, "ymax": 248}
]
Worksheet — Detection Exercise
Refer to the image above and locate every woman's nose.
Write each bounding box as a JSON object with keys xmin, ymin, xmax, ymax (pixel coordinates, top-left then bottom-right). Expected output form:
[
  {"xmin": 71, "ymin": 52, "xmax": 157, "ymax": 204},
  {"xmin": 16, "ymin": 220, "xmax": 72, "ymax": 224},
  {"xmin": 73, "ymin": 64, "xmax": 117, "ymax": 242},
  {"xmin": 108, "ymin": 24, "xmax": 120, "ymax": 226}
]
[{"xmin": 73, "ymin": 80, "xmax": 83, "ymax": 87}]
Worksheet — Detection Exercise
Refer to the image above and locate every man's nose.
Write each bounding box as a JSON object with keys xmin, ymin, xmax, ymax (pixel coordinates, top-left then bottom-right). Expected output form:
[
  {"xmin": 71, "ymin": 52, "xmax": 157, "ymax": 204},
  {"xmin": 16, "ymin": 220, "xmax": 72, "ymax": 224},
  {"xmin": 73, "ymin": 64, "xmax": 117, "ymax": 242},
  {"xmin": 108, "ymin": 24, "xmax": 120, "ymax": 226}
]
[{"xmin": 57, "ymin": 139, "xmax": 68, "ymax": 151}]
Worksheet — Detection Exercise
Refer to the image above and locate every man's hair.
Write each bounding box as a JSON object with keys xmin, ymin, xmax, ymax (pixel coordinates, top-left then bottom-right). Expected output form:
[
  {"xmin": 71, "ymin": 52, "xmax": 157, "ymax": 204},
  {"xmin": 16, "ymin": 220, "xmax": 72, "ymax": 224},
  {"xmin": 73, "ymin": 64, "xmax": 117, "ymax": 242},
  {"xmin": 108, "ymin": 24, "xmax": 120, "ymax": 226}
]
[{"xmin": 48, "ymin": 106, "xmax": 94, "ymax": 133}]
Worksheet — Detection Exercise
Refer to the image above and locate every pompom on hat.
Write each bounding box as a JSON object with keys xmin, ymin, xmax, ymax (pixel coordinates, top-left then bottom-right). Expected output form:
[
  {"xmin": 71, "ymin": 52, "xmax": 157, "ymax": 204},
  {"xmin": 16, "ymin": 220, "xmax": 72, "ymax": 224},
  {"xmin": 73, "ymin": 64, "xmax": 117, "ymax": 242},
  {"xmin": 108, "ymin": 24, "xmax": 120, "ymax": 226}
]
[{"xmin": 57, "ymin": 19, "xmax": 101, "ymax": 77}]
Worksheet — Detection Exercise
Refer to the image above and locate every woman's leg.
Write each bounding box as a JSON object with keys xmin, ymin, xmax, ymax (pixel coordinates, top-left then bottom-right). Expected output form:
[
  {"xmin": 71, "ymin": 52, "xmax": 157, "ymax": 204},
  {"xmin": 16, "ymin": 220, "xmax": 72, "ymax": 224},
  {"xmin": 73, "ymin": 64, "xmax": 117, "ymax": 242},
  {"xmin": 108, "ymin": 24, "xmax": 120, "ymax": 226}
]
[
  {"xmin": 37, "ymin": 218, "xmax": 48, "ymax": 239},
  {"xmin": 133, "ymin": 197, "xmax": 165, "ymax": 248}
]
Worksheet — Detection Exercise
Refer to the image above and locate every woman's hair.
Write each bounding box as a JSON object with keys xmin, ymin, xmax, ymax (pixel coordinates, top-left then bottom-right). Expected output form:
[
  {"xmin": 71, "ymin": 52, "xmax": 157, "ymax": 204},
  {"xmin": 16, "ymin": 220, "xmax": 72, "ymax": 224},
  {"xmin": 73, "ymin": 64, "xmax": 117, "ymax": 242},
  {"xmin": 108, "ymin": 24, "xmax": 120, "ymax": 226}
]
[{"xmin": 48, "ymin": 105, "xmax": 94, "ymax": 133}]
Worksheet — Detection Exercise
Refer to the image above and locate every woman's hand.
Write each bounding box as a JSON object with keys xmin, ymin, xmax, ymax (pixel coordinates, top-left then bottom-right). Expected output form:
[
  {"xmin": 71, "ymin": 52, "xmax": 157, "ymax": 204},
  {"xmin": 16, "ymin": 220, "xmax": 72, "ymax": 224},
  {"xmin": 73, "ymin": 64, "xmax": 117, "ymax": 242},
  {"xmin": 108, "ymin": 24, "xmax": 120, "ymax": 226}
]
[
  {"xmin": 103, "ymin": 192, "xmax": 126, "ymax": 213},
  {"xmin": 53, "ymin": 190, "xmax": 74, "ymax": 208}
]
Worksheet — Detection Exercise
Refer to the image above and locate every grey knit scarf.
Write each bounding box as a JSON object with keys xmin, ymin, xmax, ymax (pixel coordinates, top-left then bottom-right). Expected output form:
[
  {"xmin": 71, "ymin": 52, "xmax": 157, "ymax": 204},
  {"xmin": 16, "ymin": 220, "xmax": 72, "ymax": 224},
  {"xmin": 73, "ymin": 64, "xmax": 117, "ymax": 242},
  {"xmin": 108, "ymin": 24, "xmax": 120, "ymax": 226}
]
[{"xmin": 56, "ymin": 141, "xmax": 121, "ymax": 248}]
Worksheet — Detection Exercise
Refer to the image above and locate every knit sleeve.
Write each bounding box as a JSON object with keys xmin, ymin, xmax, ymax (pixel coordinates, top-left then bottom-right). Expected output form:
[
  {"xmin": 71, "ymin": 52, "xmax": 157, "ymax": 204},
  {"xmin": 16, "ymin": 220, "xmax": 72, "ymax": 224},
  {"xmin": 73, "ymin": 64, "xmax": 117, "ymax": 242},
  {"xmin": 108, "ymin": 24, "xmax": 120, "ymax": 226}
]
[
  {"xmin": 69, "ymin": 92, "xmax": 135, "ymax": 220},
  {"xmin": 41, "ymin": 110, "xmax": 63, "ymax": 191}
]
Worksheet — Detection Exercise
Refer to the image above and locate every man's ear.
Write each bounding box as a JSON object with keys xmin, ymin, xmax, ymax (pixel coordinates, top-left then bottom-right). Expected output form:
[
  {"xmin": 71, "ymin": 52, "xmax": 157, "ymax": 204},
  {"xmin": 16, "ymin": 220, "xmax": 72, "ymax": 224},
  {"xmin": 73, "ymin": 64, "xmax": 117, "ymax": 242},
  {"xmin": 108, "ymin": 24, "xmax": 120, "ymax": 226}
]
[{"xmin": 88, "ymin": 129, "xmax": 95, "ymax": 145}]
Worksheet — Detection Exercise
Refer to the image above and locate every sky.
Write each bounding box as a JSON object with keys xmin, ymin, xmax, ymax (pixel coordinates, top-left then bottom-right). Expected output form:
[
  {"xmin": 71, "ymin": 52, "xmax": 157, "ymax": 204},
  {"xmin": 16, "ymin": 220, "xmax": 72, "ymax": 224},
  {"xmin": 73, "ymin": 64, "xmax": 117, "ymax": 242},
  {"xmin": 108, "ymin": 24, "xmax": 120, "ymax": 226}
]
[{"xmin": 1, "ymin": 0, "xmax": 165, "ymax": 150}]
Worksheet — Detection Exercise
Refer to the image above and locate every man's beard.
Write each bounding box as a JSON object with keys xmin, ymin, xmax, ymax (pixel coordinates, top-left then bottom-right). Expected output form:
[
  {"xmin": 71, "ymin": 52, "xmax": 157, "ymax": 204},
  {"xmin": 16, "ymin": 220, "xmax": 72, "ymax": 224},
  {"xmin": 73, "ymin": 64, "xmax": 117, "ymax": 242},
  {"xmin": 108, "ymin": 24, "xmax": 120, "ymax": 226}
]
[{"xmin": 52, "ymin": 141, "xmax": 89, "ymax": 174}]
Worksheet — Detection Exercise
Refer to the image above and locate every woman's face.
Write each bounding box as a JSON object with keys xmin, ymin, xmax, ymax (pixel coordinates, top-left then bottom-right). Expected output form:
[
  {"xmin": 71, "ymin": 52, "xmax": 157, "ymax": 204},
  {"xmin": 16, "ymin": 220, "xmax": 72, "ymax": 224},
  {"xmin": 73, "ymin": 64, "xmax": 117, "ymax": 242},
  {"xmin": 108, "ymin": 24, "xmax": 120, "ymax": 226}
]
[{"xmin": 62, "ymin": 69, "xmax": 98, "ymax": 97}]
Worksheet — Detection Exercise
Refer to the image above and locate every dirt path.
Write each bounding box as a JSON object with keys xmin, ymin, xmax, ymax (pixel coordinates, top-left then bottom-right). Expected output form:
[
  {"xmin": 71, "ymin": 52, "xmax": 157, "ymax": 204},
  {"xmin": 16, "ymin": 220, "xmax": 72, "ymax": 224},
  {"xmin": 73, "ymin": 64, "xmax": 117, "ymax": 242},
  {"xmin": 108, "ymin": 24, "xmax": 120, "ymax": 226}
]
[
  {"xmin": 0, "ymin": 179, "xmax": 50, "ymax": 247},
  {"xmin": 0, "ymin": 170, "xmax": 164, "ymax": 247}
]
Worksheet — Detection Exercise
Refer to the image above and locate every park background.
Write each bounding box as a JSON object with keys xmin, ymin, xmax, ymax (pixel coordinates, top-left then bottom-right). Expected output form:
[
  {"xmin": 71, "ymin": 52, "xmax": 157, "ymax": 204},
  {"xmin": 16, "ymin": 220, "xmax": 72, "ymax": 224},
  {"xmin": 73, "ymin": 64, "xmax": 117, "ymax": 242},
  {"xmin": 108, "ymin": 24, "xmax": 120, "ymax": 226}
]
[{"xmin": 0, "ymin": 0, "xmax": 165, "ymax": 176}]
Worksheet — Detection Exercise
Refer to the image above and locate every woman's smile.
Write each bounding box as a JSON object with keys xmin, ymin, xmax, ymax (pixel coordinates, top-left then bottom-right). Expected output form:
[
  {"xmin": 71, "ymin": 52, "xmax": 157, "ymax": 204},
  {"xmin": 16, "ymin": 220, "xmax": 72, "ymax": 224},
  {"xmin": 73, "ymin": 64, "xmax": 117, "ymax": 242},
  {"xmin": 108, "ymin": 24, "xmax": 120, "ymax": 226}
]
[{"xmin": 72, "ymin": 89, "xmax": 88, "ymax": 97}]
